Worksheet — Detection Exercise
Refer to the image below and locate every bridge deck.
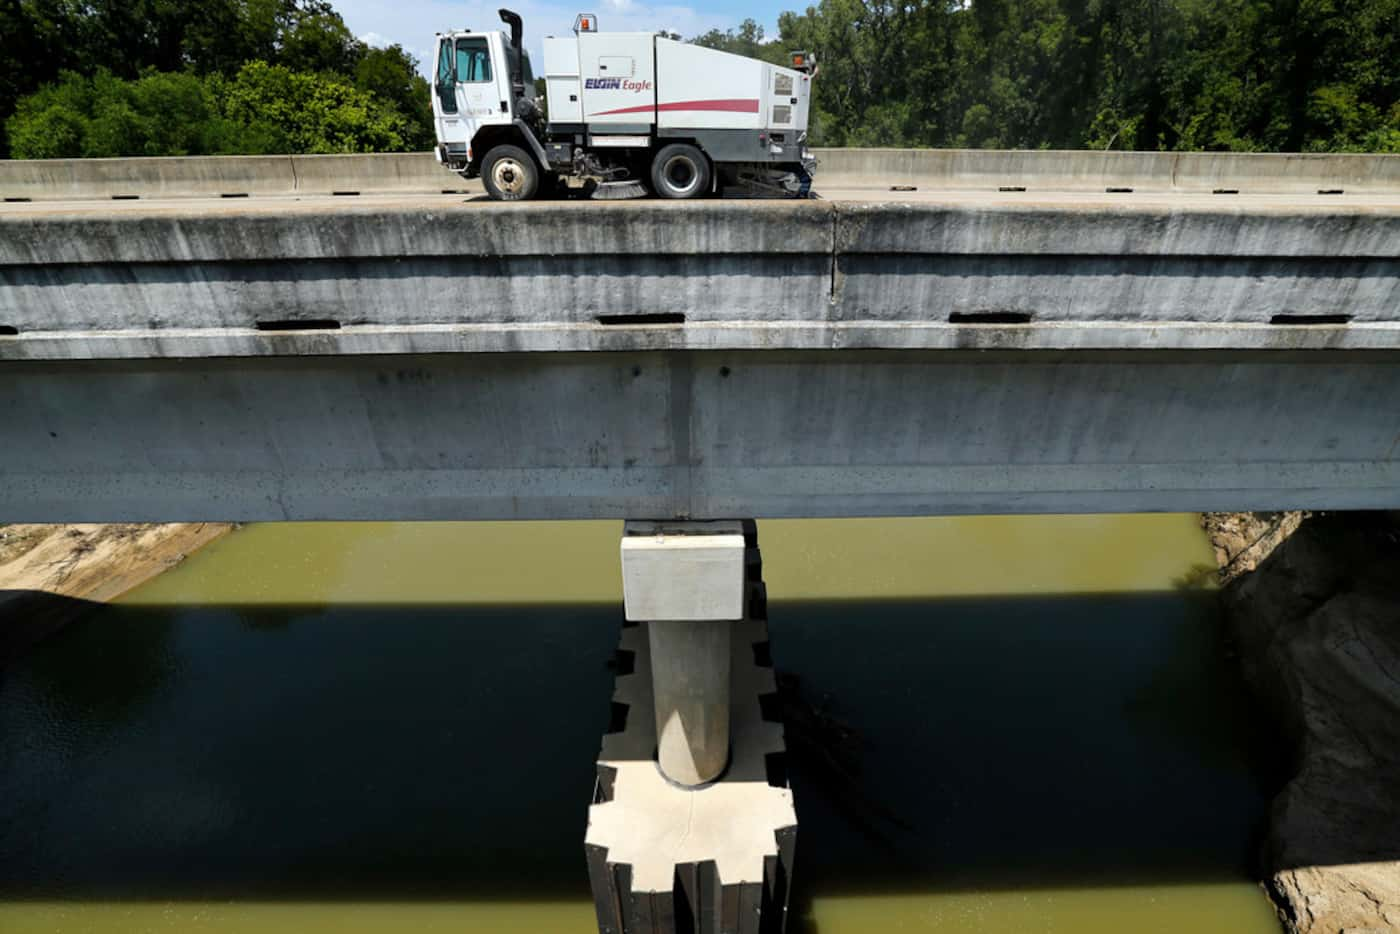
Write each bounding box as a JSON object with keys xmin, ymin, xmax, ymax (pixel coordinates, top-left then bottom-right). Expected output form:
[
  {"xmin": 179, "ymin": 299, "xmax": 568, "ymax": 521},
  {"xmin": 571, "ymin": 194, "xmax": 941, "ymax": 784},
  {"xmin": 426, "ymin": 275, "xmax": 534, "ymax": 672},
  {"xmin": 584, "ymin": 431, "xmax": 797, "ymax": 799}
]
[{"xmin": 2, "ymin": 151, "xmax": 1398, "ymax": 521}]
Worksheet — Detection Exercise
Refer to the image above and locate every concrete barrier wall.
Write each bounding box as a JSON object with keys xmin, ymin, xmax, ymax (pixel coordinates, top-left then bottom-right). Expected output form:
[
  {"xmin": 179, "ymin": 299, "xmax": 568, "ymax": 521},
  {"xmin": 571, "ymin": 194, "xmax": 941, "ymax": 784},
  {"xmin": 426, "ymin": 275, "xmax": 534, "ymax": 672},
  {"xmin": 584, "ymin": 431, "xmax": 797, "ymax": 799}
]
[
  {"xmin": 0, "ymin": 155, "xmax": 300, "ymax": 201},
  {"xmin": 3, "ymin": 148, "xmax": 1396, "ymax": 200},
  {"xmin": 0, "ymin": 152, "xmax": 468, "ymax": 201},
  {"xmin": 812, "ymin": 148, "xmax": 1400, "ymax": 192},
  {"xmin": 288, "ymin": 152, "xmax": 469, "ymax": 194}
]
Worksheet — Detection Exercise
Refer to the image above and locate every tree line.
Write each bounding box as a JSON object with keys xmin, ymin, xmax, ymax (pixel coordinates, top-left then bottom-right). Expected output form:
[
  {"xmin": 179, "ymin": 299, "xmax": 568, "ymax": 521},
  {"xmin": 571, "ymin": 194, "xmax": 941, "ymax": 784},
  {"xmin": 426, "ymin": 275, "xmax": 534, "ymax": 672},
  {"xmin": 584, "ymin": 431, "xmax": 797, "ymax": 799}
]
[
  {"xmin": 696, "ymin": 0, "xmax": 1398, "ymax": 152},
  {"xmin": 1, "ymin": 0, "xmax": 432, "ymax": 158},
  {"xmin": 3, "ymin": 0, "xmax": 1396, "ymax": 158}
]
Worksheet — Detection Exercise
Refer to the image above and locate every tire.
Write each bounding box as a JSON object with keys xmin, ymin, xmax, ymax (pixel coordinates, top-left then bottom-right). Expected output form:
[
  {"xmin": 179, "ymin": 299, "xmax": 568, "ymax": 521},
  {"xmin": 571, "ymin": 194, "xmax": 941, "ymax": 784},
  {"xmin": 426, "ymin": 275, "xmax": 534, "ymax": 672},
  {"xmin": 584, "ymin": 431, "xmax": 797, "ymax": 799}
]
[
  {"xmin": 650, "ymin": 143, "xmax": 710, "ymax": 200},
  {"xmin": 481, "ymin": 144, "xmax": 539, "ymax": 201}
]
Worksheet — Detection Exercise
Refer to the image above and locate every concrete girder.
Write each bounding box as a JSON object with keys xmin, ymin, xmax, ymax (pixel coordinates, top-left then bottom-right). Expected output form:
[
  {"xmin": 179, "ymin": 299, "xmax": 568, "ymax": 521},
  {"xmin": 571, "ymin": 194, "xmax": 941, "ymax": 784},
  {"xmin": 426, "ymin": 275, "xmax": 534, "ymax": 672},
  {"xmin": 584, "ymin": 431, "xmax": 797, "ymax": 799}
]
[{"xmin": 3, "ymin": 351, "xmax": 1400, "ymax": 522}]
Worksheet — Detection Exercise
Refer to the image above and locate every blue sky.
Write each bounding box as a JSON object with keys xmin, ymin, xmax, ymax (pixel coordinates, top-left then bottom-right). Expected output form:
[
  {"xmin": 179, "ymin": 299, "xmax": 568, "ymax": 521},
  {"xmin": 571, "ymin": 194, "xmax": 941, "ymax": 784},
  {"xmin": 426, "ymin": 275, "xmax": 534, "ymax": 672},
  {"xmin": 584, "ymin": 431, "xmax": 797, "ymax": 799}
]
[{"xmin": 332, "ymin": 0, "xmax": 788, "ymax": 75}]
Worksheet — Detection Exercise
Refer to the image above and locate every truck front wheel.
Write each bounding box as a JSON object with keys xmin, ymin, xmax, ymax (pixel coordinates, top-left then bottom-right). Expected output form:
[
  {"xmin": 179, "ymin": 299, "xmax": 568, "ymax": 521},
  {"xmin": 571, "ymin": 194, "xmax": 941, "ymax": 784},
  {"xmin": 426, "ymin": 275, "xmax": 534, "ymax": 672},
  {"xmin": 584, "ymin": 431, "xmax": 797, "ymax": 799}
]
[
  {"xmin": 481, "ymin": 145, "xmax": 539, "ymax": 201},
  {"xmin": 650, "ymin": 144, "xmax": 710, "ymax": 199}
]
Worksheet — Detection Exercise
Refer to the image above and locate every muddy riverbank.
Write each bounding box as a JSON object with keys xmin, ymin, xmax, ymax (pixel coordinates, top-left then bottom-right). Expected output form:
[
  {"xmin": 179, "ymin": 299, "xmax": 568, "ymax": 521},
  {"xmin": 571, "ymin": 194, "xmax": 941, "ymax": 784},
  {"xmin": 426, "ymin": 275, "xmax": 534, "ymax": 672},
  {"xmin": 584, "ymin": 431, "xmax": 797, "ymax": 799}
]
[
  {"xmin": 0, "ymin": 523, "xmax": 233, "ymax": 664},
  {"xmin": 1204, "ymin": 511, "xmax": 1400, "ymax": 933}
]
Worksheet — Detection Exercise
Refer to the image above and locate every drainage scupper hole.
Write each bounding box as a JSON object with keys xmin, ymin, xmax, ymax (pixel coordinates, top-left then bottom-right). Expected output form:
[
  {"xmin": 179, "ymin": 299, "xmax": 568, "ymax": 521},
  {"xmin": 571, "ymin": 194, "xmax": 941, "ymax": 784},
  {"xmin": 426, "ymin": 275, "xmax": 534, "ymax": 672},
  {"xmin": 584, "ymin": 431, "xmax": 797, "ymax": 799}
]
[
  {"xmin": 255, "ymin": 319, "xmax": 342, "ymax": 332},
  {"xmin": 596, "ymin": 313, "xmax": 685, "ymax": 326},
  {"xmin": 949, "ymin": 311, "xmax": 1034, "ymax": 325},
  {"xmin": 1269, "ymin": 314, "xmax": 1352, "ymax": 326}
]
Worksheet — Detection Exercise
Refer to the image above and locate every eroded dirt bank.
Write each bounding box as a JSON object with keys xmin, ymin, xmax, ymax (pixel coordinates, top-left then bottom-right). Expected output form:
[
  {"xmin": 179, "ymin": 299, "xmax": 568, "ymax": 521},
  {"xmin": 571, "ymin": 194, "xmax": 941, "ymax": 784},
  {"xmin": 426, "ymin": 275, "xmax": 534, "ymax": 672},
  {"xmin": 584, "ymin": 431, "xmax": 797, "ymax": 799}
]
[
  {"xmin": 1203, "ymin": 511, "xmax": 1400, "ymax": 933},
  {"xmin": 0, "ymin": 523, "xmax": 233, "ymax": 664}
]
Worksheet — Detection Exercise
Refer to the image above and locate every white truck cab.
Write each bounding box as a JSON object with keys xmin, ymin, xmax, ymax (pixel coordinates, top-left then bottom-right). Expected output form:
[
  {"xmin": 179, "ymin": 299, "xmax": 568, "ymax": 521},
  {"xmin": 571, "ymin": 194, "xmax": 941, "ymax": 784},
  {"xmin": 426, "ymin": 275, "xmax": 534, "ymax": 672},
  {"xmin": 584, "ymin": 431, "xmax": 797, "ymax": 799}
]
[
  {"xmin": 432, "ymin": 23, "xmax": 536, "ymax": 169},
  {"xmin": 431, "ymin": 10, "xmax": 815, "ymax": 200}
]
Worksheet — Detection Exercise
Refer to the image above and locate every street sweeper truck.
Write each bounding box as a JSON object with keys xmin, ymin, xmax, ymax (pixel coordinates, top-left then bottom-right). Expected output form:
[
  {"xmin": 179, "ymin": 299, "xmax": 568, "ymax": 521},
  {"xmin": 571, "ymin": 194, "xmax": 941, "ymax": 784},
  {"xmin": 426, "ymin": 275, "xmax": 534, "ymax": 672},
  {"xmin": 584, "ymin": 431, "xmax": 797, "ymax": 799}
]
[{"xmin": 431, "ymin": 10, "xmax": 817, "ymax": 199}]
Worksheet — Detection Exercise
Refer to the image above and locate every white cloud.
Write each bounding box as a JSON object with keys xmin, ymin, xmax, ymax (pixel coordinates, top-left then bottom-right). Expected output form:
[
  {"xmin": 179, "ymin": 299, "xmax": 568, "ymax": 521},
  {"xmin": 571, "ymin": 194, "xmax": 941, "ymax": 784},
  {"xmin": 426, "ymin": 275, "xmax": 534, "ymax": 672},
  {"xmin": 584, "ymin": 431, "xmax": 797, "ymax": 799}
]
[{"xmin": 358, "ymin": 30, "xmax": 393, "ymax": 47}]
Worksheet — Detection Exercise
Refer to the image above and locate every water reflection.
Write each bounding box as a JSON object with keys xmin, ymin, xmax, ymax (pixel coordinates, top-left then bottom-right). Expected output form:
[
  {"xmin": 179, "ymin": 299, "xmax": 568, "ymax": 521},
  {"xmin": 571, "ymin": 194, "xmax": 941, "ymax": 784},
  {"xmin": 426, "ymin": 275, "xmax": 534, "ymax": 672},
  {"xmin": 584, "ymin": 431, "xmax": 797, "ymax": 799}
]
[
  {"xmin": 0, "ymin": 518, "xmax": 1281, "ymax": 932},
  {"xmin": 2, "ymin": 603, "xmax": 617, "ymax": 900},
  {"xmin": 775, "ymin": 595, "xmax": 1266, "ymax": 894}
]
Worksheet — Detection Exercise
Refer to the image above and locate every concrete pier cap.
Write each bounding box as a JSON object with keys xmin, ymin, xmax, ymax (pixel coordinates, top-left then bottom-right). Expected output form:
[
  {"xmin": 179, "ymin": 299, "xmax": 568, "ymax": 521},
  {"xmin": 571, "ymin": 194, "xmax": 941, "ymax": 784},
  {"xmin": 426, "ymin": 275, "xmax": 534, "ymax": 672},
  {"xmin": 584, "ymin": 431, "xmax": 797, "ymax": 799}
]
[{"xmin": 621, "ymin": 520, "xmax": 747, "ymax": 786}]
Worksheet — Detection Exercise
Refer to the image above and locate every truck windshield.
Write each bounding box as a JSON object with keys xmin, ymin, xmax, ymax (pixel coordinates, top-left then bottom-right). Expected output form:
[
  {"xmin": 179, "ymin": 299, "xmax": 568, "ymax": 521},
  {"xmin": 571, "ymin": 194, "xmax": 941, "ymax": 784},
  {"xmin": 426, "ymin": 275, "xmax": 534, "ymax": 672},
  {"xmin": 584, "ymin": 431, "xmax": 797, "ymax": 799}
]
[{"xmin": 456, "ymin": 37, "xmax": 492, "ymax": 82}]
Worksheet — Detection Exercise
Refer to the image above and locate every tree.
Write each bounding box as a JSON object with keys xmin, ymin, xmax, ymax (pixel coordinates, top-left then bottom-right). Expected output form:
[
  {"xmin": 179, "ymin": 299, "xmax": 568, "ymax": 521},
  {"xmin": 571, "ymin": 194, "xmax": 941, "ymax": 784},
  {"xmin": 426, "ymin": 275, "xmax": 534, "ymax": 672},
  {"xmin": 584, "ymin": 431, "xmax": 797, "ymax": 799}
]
[
  {"xmin": 221, "ymin": 60, "xmax": 411, "ymax": 153},
  {"xmin": 8, "ymin": 0, "xmax": 1397, "ymax": 158},
  {"xmin": 275, "ymin": 0, "xmax": 359, "ymax": 74},
  {"xmin": 353, "ymin": 44, "xmax": 433, "ymax": 150},
  {"xmin": 1, "ymin": 0, "xmax": 435, "ymax": 158},
  {"xmin": 693, "ymin": 18, "xmax": 784, "ymax": 61},
  {"xmin": 7, "ymin": 69, "xmax": 241, "ymax": 158},
  {"xmin": 7, "ymin": 61, "xmax": 412, "ymax": 158}
]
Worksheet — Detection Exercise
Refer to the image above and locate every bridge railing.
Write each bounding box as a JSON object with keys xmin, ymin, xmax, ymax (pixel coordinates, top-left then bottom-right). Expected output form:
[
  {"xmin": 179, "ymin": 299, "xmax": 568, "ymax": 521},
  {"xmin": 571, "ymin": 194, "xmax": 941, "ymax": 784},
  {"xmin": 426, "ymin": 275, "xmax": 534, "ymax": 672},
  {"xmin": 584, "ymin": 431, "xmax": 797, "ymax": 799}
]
[
  {"xmin": 1, "ymin": 148, "xmax": 1396, "ymax": 201},
  {"xmin": 813, "ymin": 148, "xmax": 1400, "ymax": 193}
]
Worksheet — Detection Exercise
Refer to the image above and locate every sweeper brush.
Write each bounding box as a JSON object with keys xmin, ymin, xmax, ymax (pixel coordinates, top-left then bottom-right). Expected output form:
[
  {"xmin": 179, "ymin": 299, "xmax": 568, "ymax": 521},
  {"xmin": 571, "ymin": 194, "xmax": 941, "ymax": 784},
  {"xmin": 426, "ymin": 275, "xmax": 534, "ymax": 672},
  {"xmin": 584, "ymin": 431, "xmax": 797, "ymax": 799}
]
[{"xmin": 590, "ymin": 179, "xmax": 649, "ymax": 200}]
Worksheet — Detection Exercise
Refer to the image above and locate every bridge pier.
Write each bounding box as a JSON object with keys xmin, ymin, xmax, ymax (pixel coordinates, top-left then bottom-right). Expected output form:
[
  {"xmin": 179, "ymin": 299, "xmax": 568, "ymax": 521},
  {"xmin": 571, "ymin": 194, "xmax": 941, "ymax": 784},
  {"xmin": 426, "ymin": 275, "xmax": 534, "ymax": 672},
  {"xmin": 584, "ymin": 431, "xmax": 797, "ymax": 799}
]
[
  {"xmin": 621, "ymin": 520, "xmax": 746, "ymax": 785},
  {"xmin": 586, "ymin": 520, "xmax": 797, "ymax": 933}
]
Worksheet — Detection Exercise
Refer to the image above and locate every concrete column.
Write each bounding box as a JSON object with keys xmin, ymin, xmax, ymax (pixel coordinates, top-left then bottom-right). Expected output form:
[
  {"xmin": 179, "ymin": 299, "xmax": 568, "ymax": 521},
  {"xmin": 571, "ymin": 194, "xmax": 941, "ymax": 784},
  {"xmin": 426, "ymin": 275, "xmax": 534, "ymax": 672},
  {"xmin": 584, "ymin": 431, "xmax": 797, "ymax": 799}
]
[
  {"xmin": 647, "ymin": 620, "xmax": 730, "ymax": 785},
  {"xmin": 620, "ymin": 520, "xmax": 746, "ymax": 787}
]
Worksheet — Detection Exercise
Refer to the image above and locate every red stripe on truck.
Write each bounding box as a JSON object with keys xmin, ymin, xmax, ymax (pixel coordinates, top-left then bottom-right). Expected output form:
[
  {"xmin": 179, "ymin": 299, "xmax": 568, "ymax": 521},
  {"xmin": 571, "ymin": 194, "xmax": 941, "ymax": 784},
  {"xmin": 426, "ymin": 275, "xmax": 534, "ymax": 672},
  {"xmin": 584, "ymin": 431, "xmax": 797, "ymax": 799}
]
[{"xmin": 589, "ymin": 98, "xmax": 761, "ymax": 117}]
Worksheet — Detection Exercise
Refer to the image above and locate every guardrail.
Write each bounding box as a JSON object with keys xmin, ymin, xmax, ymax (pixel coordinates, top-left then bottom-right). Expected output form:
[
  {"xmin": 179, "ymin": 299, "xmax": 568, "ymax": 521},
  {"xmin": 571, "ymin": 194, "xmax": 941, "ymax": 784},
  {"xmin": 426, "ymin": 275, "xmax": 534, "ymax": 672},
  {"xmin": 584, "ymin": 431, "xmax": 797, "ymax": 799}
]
[
  {"xmin": 0, "ymin": 152, "xmax": 462, "ymax": 201},
  {"xmin": 1, "ymin": 147, "xmax": 1397, "ymax": 201},
  {"xmin": 813, "ymin": 148, "xmax": 1400, "ymax": 192}
]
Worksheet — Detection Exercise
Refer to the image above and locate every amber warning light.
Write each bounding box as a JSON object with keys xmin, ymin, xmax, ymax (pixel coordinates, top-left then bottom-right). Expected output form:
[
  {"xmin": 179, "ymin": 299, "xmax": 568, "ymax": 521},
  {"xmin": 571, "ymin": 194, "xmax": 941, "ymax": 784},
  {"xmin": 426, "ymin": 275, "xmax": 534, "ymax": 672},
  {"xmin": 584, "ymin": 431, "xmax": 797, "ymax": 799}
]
[
  {"xmin": 790, "ymin": 50, "xmax": 815, "ymax": 72},
  {"xmin": 574, "ymin": 13, "xmax": 597, "ymax": 32}
]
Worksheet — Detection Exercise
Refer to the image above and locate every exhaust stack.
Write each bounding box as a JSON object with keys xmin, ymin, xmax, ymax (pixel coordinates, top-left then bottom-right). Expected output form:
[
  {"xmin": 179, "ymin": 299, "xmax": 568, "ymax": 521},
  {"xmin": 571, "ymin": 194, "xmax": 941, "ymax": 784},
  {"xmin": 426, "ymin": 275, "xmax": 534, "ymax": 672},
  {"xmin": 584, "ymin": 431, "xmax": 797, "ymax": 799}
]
[{"xmin": 498, "ymin": 9, "xmax": 525, "ymax": 93}]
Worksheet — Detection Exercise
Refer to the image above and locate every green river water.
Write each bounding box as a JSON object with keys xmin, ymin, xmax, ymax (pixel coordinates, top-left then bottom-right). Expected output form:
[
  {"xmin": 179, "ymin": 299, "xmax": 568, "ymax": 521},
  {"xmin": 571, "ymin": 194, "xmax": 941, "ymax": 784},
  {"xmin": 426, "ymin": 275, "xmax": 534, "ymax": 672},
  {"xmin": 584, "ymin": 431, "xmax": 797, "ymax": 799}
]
[{"xmin": 0, "ymin": 516, "xmax": 1283, "ymax": 933}]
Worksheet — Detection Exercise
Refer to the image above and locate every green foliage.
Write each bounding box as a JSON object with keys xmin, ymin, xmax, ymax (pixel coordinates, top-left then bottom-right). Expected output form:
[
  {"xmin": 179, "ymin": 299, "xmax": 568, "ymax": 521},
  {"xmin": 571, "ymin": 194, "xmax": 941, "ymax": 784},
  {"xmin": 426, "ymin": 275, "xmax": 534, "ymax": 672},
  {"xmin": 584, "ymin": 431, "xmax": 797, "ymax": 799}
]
[
  {"xmin": 9, "ymin": 69, "xmax": 238, "ymax": 158},
  {"xmin": 713, "ymin": 0, "xmax": 1400, "ymax": 153},
  {"xmin": 693, "ymin": 18, "xmax": 787, "ymax": 62},
  {"xmin": 353, "ymin": 44, "xmax": 434, "ymax": 150},
  {"xmin": 223, "ymin": 60, "xmax": 409, "ymax": 153},
  {"xmin": 6, "ymin": 0, "xmax": 1395, "ymax": 158},
  {"xmin": 2, "ymin": 0, "xmax": 431, "ymax": 157},
  {"xmin": 8, "ymin": 62, "xmax": 412, "ymax": 157}
]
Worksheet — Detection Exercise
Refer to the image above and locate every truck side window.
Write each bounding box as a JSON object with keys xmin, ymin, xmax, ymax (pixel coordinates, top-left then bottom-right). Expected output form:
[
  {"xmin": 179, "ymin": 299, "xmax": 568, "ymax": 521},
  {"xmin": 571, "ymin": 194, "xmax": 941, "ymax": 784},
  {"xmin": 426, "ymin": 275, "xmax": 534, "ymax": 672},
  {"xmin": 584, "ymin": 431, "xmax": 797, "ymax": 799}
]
[
  {"xmin": 456, "ymin": 37, "xmax": 492, "ymax": 82},
  {"xmin": 436, "ymin": 39, "xmax": 457, "ymax": 112}
]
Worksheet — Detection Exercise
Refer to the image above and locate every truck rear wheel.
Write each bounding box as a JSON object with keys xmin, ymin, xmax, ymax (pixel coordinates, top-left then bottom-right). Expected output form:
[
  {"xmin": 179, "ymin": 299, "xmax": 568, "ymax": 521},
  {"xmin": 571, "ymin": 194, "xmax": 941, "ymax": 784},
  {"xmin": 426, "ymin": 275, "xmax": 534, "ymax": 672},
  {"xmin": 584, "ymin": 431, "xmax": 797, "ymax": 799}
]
[
  {"xmin": 650, "ymin": 144, "xmax": 710, "ymax": 200},
  {"xmin": 481, "ymin": 145, "xmax": 539, "ymax": 201}
]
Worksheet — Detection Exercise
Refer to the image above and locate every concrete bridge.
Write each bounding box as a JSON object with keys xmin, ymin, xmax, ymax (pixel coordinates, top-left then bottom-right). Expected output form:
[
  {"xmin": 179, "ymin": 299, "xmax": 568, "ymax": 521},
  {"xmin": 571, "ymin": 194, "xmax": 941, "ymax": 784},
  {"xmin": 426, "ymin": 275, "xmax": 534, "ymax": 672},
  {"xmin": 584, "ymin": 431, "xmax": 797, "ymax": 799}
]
[
  {"xmin": 4, "ymin": 146, "xmax": 1400, "ymax": 934},
  {"xmin": 1, "ymin": 148, "xmax": 1398, "ymax": 522}
]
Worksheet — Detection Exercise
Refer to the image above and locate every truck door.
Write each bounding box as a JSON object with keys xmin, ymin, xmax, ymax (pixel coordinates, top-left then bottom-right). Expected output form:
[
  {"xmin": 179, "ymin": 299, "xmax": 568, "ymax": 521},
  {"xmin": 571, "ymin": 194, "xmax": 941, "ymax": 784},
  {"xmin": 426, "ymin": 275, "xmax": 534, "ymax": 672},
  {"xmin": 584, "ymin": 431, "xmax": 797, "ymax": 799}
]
[
  {"xmin": 433, "ymin": 36, "xmax": 469, "ymax": 154},
  {"xmin": 454, "ymin": 35, "xmax": 505, "ymax": 131}
]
